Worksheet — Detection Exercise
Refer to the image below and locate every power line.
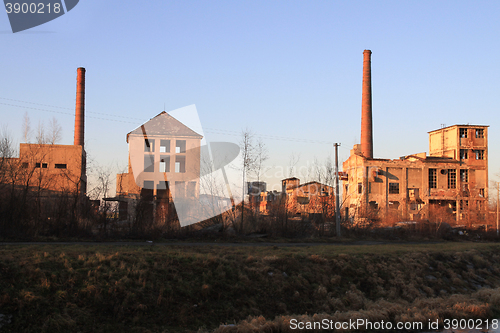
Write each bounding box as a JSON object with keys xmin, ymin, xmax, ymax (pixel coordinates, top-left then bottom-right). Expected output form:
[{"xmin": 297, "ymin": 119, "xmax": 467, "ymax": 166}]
[{"xmin": 0, "ymin": 97, "xmax": 335, "ymax": 145}]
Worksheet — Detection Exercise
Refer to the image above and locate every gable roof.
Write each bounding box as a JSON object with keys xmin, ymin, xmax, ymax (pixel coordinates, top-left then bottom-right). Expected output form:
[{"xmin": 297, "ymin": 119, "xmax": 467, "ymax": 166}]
[{"xmin": 126, "ymin": 111, "xmax": 203, "ymax": 143}]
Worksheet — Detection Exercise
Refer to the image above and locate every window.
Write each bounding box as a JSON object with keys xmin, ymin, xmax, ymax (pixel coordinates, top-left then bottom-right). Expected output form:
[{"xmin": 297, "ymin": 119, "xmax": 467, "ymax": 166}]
[
  {"xmin": 175, "ymin": 181, "xmax": 186, "ymax": 197},
  {"xmin": 447, "ymin": 169, "xmax": 456, "ymax": 189},
  {"xmin": 479, "ymin": 188, "xmax": 485, "ymax": 197},
  {"xmin": 21, "ymin": 162, "xmax": 28, "ymax": 168},
  {"xmin": 175, "ymin": 155, "xmax": 186, "ymax": 173},
  {"xmin": 159, "ymin": 156, "xmax": 170, "ymax": 172},
  {"xmin": 187, "ymin": 182, "xmax": 196, "ymax": 197},
  {"xmin": 144, "ymin": 139, "xmax": 155, "ymax": 152},
  {"xmin": 143, "ymin": 180, "xmax": 154, "ymax": 189},
  {"xmin": 176, "ymin": 140, "xmax": 186, "ymax": 153},
  {"xmin": 142, "ymin": 181, "xmax": 154, "ymax": 199},
  {"xmin": 475, "ymin": 129, "xmax": 484, "ymax": 138},
  {"xmin": 460, "ymin": 128, "xmax": 468, "ymax": 138},
  {"xmin": 389, "ymin": 183, "xmax": 399, "ymax": 194},
  {"xmin": 475, "ymin": 150, "xmax": 485, "ymax": 160},
  {"xmin": 42, "ymin": 163, "xmax": 48, "ymax": 168},
  {"xmin": 429, "ymin": 169, "xmax": 437, "ymax": 189},
  {"xmin": 460, "ymin": 200, "xmax": 469, "ymax": 210},
  {"xmin": 357, "ymin": 183, "xmax": 362, "ymax": 194},
  {"xmin": 35, "ymin": 163, "xmax": 41, "ymax": 168},
  {"xmin": 460, "ymin": 149, "xmax": 468, "ymax": 159},
  {"xmin": 389, "ymin": 201, "xmax": 400, "ymax": 209},
  {"xmin": 160, "ymin": 140, "xmax": 170, "ymax": 153},
  {"xmin": 144, "ymin": 155, "xmax": 154, "ymax": 173},
  {"xmin": 460, "ymin": 169, "xmax": 468, "ymax": 182},
  {"xmin": 54, "ymin": 164, "xmax": 67, "ymax": 169}
]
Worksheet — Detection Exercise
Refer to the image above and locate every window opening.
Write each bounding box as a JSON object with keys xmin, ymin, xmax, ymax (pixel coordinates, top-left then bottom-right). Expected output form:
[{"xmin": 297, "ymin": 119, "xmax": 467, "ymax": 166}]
[
  {"xmin": 429, "ymin": 169, "xmax": 437, "ymax": 189},
  {"xmin": 159, "ymin": 155, "xmax": 170, "ymax": 173},
  {"xmin": 447, "ymin": 169, "xmax": 456, "ymax": 189},
  {"xmin": 144, "ymin": 139, "xmax": 155, "ymax": 152},
  {"xmin": 389, "ymin": 183, "xmax": 399, "ymax": 194},
  {"xmin": 160, "ymin": 140, "xmax": 170, "ymax": 153},
  {"xmin": 176, "ymin": 140, "xmax": 186, "ymax": 153}
]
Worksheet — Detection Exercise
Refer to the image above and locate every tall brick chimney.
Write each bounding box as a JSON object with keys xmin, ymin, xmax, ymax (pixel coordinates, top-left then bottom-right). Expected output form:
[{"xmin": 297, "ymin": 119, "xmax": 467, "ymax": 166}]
[
  {"xmin": 74, "ymin": 67, "xmax": 85, "ymax": 147},
  {"xmin": 361, "ymin": 50, "xmax": 373, "ymax": 159}
]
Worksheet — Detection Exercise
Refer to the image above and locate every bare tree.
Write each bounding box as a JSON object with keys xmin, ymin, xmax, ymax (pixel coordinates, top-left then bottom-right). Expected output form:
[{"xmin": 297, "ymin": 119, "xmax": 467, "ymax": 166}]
[
  {"xmin": 22, "ymin": 112, "xmax": 32, "ymax": 143},
  {"xmin": 239, "ymin": 129, "xmax": 257, "ymax": 233},
  {"xmin": 35, "ymin": 120, "xmax": 46, "ymax": 144},
  {"xmin": 48, "ymin": 117, "xmax": 62, "ymax": 145},
  {"xmin": 288, "ymin": 152, "xmax": 300, "ymax": 178}
]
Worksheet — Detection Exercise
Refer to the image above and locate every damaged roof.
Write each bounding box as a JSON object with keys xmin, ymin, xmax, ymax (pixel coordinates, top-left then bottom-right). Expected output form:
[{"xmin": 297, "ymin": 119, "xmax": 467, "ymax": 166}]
[{"xmin": 126, "ymin": 111, "xmax": 203, "ymax": 143}]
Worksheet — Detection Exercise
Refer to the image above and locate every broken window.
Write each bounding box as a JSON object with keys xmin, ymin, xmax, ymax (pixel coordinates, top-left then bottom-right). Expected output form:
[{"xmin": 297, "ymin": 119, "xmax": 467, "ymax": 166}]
[
  {"xmin": 389, "ymin": 183, "xmax": 399, "ymax": 194},
  {"xmin": 175, "ymin": 181, "xmax": 186, "ymax": 197},
  {"xmin": 176, "ymin": 140, "xmax": 186, "ymax": 153},
  {"xmin": 460, "ymin": 149, "xmax": 468, "ymax": 159},
  {"xmin": 144, "ymin": 139, "xmax": 155, "ymax": 152},
  {"xmin": 460, "ymin": 169, "xmax": 468, "ymax": 182},
  {"xmin": 447, "ymin": 169, "xmax": 456, "ymax": 189},
  {"xmin": 389, "ymin": 201, "xmax": 400, "ymax": 209},
  {"xmin": 479, "ymin": 188, "xmax": 485, "ymax": 197},
  {"xmin": 459, "ymin": 128, "xmax": 468, "ymax": 138},
  {"xmin": 474, "ymin": 150, "xmax": 485, "ymax": 160},
  {"xmin": 369, "ymin": 201, "xmax": 378, "ymax": 210},
  {"xmin": 460, "ymin": 200, "xmax": 469, "ymax": 210},
  {"xmin": 187, "ymin": 182, "xmax": 196, "ymax": 197},
  {"xmin": 54, "ymin": 164, "xmax": 67, "ymax": 169},
  {"xmin": 160, "ymin": 140, "xmax": 170, "ymax": 153},
  {"xmin": 429, "ymin": 169, "xmax": 437, "ymax": 189},
  {"xmin": 159, "ymin": 156, "xmax": 170, "ymax": 173},
  {"xmin": 175, "ymin": 155, "xmax": 186, "ymax": 173},
  {"xmin": 42, "ymin": 163, "xmax": 48, "ymax": 168},
  {"xmin": 142, "ymin": 181, "xmax": 154, "ymax": 199},
  {"xmin": 35, "ymin": 162, "xmax": 41, "ymax": 168},
  {"xmin": 144, "ymin": 155, "xmax": 154, "ymax": 173},
  {"xmin": 357, "ymin": 183, "xmax": 362, "ymax": 194},
  {"xmin": 475, "ymin": 129, "xmax": 484, "ymax": 138}
]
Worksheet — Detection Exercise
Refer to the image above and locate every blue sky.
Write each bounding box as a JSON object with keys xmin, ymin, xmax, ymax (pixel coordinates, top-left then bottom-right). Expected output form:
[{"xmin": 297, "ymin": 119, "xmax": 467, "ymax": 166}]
[{"xmin": 1, "ymin": 1, "xmax": 499, "ymax": 196}]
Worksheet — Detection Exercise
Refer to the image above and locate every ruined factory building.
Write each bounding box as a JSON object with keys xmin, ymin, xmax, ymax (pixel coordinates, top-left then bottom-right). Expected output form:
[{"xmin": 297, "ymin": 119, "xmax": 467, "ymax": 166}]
[
  {"xmin": 342, "ymin": 50, "xmax": 488, "ymax": 225},
  {"xmin": 0, "ymin": 67, "xmax": 87, "ymax": 197},
  {"xmin": 113, "ymin": 111, "xmax": 203, "ymax": 225},
  {"xmin": 342, "ymin": 125, "xmax": 488, "ymax": 224}
]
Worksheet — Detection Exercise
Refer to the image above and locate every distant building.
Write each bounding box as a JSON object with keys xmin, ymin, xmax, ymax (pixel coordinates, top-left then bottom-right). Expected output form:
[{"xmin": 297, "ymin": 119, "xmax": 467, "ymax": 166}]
[
  {"xmin": 282, "ymin": 178, "xmax": 335, "ymax": 216},
  {"xmin": 248, "ymin": 178, "xmax": 335, "ymax": 217}
]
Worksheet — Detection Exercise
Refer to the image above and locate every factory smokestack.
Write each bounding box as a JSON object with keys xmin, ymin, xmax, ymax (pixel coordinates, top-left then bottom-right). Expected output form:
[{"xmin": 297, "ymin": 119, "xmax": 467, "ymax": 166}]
[
  {"xmin": 361, "ymin": 50, "xmax": 373, "ymax": 159},
  {"xmin": 74, "ymin": 67, "xmax": 85, "ymax": 147}
]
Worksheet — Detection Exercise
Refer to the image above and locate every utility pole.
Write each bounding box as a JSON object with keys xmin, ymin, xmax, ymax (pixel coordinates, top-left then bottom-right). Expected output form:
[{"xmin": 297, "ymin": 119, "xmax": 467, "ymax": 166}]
[
  {"xmin": 334, "ymin": 143, "xmax": 341, "ymax": 237},
  {"xmin": 497, "ymin": 182, "xmax": 499, "ymax": 237}
]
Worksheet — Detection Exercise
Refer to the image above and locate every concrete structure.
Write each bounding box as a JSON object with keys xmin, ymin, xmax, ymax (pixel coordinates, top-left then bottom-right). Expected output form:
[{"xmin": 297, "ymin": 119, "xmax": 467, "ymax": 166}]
[
  {"xmin": 114, "ymin": 111, "xmax": 203, "ymax": 223},
  {"xmin": 1, "ymin": 68, "xmax": 87, "ymax": 196},
  {"xmin": 282, "ymin": 178, "xmax": 335, "ymax": 216},
  {"xmin": 14, "ymin": 143, "xmax": 86, "ymax": 195},
  {"xmin": 248, "ymin": 178, "xmax": 335, "ymax": 217},
  {"xmin": 342, "ymin": 51, "xmax": 488, "ymax": 224}
]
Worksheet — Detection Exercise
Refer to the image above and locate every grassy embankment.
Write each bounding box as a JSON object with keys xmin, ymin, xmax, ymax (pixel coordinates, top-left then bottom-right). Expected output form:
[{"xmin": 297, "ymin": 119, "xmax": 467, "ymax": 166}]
[{"xmin": 1, "ymin": 242, "xmax": 500, "ymax": 332}]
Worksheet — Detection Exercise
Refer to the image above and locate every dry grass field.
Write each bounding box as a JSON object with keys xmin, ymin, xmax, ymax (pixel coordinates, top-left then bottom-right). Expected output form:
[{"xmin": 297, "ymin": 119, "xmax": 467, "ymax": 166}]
[{"xmin": 1, "ymin": 242, "xmax": 500, "ymax": 332}]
